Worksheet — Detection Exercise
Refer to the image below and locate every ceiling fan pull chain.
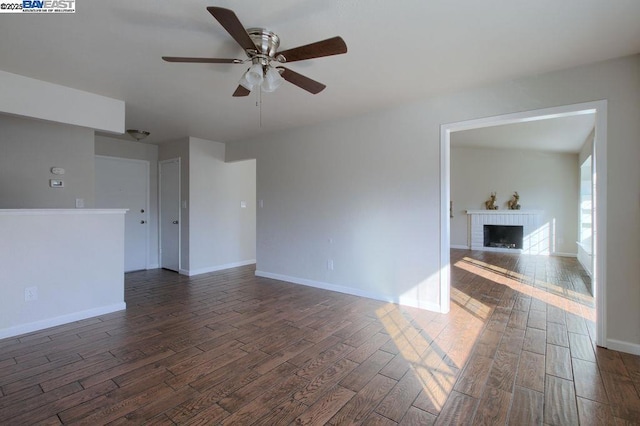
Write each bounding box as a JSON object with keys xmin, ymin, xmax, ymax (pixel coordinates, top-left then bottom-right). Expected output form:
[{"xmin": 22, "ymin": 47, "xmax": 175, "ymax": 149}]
[{"xmin": 259, "ymin": 89, "xmax": 263, "ymax": 128}]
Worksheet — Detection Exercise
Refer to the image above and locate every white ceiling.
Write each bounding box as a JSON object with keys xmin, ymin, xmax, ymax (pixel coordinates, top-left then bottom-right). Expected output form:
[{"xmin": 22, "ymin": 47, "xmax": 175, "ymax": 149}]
[
  {"xmin": 0, "ymin": 0, "xmax": 638, "ymax": 143},
  {"xmin": 451, "ymin": 113, "xmax": 595, "ymax": 153}
]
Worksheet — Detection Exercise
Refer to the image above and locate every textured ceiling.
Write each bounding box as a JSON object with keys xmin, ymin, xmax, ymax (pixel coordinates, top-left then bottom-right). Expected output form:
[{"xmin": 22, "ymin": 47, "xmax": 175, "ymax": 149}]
[{"xmin": 0, "ymin": 0, "xmax": 638, "ymax": 143}]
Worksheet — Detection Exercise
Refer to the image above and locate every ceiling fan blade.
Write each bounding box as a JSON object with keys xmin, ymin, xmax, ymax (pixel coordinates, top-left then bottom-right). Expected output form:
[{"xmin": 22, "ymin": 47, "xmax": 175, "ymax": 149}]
[
  {"xmin": 162, "ymin": 56, "xmax": 243, "ymax": 64},
  {"xmin": 207, "ymin": 7, "xmax": 256, "ymax": 51},
  {"xmin": 278, "ymin": 67, "xmax": 326, "ymax": 94},
  {"xmin": 277, "ymin": 36, "xmax": 347, "ymax": 63},
  {"xmin": 232, "ymin": 85, "xmax": 251, "ymax": 97}
]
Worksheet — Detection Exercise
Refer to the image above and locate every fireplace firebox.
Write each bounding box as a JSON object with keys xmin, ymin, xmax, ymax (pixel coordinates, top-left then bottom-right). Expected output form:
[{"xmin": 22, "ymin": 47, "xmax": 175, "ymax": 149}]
[{"xmin": 483, "ymin": 225, "xmax": 523, "ymax": 249}]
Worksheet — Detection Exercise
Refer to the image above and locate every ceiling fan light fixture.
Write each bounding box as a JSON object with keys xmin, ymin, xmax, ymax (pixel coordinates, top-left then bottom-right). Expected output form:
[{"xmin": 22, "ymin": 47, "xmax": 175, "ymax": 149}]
[
  {"xmin": 261, "ymin": 66, "xmax": 284, "ymax": 92},
  {"xmin": 245, "ymin": 63, "xmax": 264, "ymax": 85},
  {"xmin": 238, "ymin": 72, "xmax": 255, "ymax": 91}
]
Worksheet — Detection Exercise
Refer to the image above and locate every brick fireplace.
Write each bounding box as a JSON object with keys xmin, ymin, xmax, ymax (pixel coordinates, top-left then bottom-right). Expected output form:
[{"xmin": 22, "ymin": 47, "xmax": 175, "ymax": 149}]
[{"xmin": 466, "ymin": 210, "xmax": 543, "ymax": 253}]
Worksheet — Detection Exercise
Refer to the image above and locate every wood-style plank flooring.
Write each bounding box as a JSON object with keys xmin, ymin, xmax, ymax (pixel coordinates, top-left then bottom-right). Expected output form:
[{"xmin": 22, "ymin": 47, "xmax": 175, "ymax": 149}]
[{"xmin": 1, "ymin": 249, "xmax": 639, "ymax": 424}]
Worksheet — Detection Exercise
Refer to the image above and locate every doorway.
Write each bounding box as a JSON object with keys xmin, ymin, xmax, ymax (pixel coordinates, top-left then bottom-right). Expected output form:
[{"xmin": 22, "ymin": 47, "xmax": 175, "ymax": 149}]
[
  {"xmin": 159, "ymin": 158, "xmax": 181, "ymax": 272},
  {"xmin": 95, "ymin": 156, "xmax": 150, "ymax": 272},
  {"xmin": 440, "ymin": 100, "xmax": 607, "ymax": 347}
]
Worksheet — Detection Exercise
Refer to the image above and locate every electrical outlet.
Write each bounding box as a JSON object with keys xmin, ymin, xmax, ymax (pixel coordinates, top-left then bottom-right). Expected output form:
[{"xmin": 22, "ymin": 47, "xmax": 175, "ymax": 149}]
[
  {"xmin": 24, "ymin": 286, "xmax": 38, "ymax": 302},
  {"xmin": 327, "ymin": 259, "xmax": 334, "ymax": 271}
]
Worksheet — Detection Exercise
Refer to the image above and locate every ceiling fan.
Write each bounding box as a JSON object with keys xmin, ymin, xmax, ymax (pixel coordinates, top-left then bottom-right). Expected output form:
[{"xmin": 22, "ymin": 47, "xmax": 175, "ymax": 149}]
[{"xmin": 162, "ymin": 7, "xmax": 347, "ymax": 97}]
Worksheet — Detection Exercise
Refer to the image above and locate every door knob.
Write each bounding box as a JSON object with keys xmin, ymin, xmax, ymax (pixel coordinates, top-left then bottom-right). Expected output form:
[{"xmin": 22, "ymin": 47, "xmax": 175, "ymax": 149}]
[
  {"xmin": 172, "ymin": 220, "xmax": 179, "ymax": 224},
  {"xmin": 140, "ymin": 220, "xmax": 146, "ymax": 224}
]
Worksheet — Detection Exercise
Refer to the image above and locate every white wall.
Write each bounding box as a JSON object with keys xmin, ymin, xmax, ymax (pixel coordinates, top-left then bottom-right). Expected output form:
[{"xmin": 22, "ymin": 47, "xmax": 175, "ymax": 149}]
[
  {"xmin": 450, "ymin": 147, "xmax": 579, "ymax": 255},
  {"xmin": 231, "ymin": 112, "xmax": 443, "ymax": 310},
  {"xmin": 0, "ymin": 70, "xmax": 124, "ymax": 133},
  {"xmin": 579, "ymin": 130, "xmax": 595, "ymax": 165},
  {"xmin": 0, "ymin": 74, "xmax": 128, "ymax": 339},
  {"xmin": 159, "ymin": 138, "xmax": 191, "ymax": 270},
  {"xmin": 159, "ymin": 137, "xmax": 256, "ymax": 276},
  {"xmin": 226, "ymin": 54, "xmax": 640, "ymax": 351},
  {"xmin": 0, "ymin": 114, "xmax": 95, "ymax": 208},
  {"xmin": 95, "ymin": 135, "xmax": 160, "ymax": 268},
  {"xmin": 0, "ymin": 209, "xmax": 126, "ymax": 339},
  {"xmin": 189, "ymin": 138, "xmax": 256, "ymax": 274}
]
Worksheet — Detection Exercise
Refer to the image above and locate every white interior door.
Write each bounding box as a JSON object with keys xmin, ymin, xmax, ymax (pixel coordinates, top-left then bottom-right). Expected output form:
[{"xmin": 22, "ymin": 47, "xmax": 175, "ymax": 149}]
[
  {"xmin": 160, "ymin": 158, "xmax": 180, "ymax": 272},
  {"xmin": 95, "ymin": 156, "xmax": 149, "ymax": 272}
]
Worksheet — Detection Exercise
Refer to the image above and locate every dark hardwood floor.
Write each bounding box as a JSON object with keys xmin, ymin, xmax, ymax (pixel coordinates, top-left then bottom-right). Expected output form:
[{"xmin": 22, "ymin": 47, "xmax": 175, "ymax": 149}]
[{"xmin": 1, "ymin": 250, "xmax": 639, "ymax": 424}]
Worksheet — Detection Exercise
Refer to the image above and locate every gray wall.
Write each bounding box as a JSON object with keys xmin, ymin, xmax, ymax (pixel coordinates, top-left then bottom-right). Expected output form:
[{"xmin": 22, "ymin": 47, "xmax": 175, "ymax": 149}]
[
  {"xmin": 0, "ymin": 210, "xmax": 125, "ymax": 339},
  {"xmin": 450, "ymin": 147, "xmax": 579, "ymax": 255},
  {"xmin": 0, "ymin": 114, "xmax": 95, "ymax": 208},
  {"xmin": 189, "ymin": 138, "xmax": 256, "ymax": 272},
  {"xmin": 95, "ymin": 135, "xmax": 160, "ymax": 268},
  {"xmin": 231, "ymin": 110, "xmax": 442, "ymax": 307},
  {"xmin": 159, "ymin": 137, "xmax": 256, "ymax": 275},
  {"xmin": 226, "ymin": 54, "xmax": 640, "ymax": 350},
  {"xmin": 159, "ymin": 138, "xmax": 191, "ymax": 270}
]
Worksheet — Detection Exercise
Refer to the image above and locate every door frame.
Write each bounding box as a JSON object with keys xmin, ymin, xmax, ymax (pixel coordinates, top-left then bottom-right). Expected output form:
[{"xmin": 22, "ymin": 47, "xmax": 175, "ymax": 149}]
[
  {"xmin": 159, "ymin": 158, "xmax": 181, "ymax": 272},
  {"xmin": 440, "ymin": 100, "xmax": 607, "ymax": 348},
  {"xmin": 95, "ymin": 155, "xmax": 150, "ymax": 271}
]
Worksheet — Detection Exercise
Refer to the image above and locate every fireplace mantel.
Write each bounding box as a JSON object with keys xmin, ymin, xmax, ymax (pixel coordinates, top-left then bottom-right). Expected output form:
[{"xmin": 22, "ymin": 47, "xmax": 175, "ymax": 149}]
[
  {"xmin": 466, "ymin": 210, "xmax": 543, "ymax": 253},
  {"xmin": 466, "ymin": 210, "xmax": 543, "ymax": 215}
]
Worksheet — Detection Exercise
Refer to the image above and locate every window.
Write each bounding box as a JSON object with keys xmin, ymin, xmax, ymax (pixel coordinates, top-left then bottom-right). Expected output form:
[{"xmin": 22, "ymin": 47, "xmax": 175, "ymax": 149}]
[{"xmin": 579, "ymin": 156, "xmax": 592, "ymax": 254}]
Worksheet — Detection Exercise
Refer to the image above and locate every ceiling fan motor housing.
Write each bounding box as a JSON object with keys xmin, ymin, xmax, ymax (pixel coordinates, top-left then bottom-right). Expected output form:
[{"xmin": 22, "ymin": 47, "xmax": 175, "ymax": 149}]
[{"xmin": 247, "ymin": 28, "xmax": 280, "ymax": 64}]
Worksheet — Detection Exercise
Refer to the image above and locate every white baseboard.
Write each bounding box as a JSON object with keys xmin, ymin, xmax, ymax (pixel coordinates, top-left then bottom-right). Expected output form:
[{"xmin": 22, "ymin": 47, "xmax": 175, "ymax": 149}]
[
  {"xmin": 183, "ymin": 259, "xmax": 256, "ymax": 277},
  {"xmin": 551, "ymin": 252, "xmax": 578, "ymax": 258},
  {"xmin": 147, "ymin": 263, "xmax": 160, "ymax": 269},
  {"xmin": 466, "ymin": 247, "xmax": 578, "ymax": 258},
  {"xmin": 606, "ymin": 339, "xmax": 640, "ymax": 356},
  {"xmin": 450, "ymin": 245, "xmax": 470, "ymax": 250},
  {"xmin": 255, "ymin": 270, "xmax": 442, "ymax": 313},
  {"xmin": 0, "ymin": 302, "xmax": 126, "ymax": 340}
]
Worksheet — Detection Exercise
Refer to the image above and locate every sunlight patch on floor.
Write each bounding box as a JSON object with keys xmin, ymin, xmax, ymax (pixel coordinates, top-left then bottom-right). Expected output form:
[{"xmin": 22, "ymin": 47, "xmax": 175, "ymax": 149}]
[
  {"xmin": 375, "ymin": 303, "xmax": 482, "ymax": 413},
  {"xmin": 455, "ymin": 257, "xmax": 594, "ymax": 321},
  {"xmin": 450, "ymin": 287, "xmax": 492, "ymax": 321}
]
